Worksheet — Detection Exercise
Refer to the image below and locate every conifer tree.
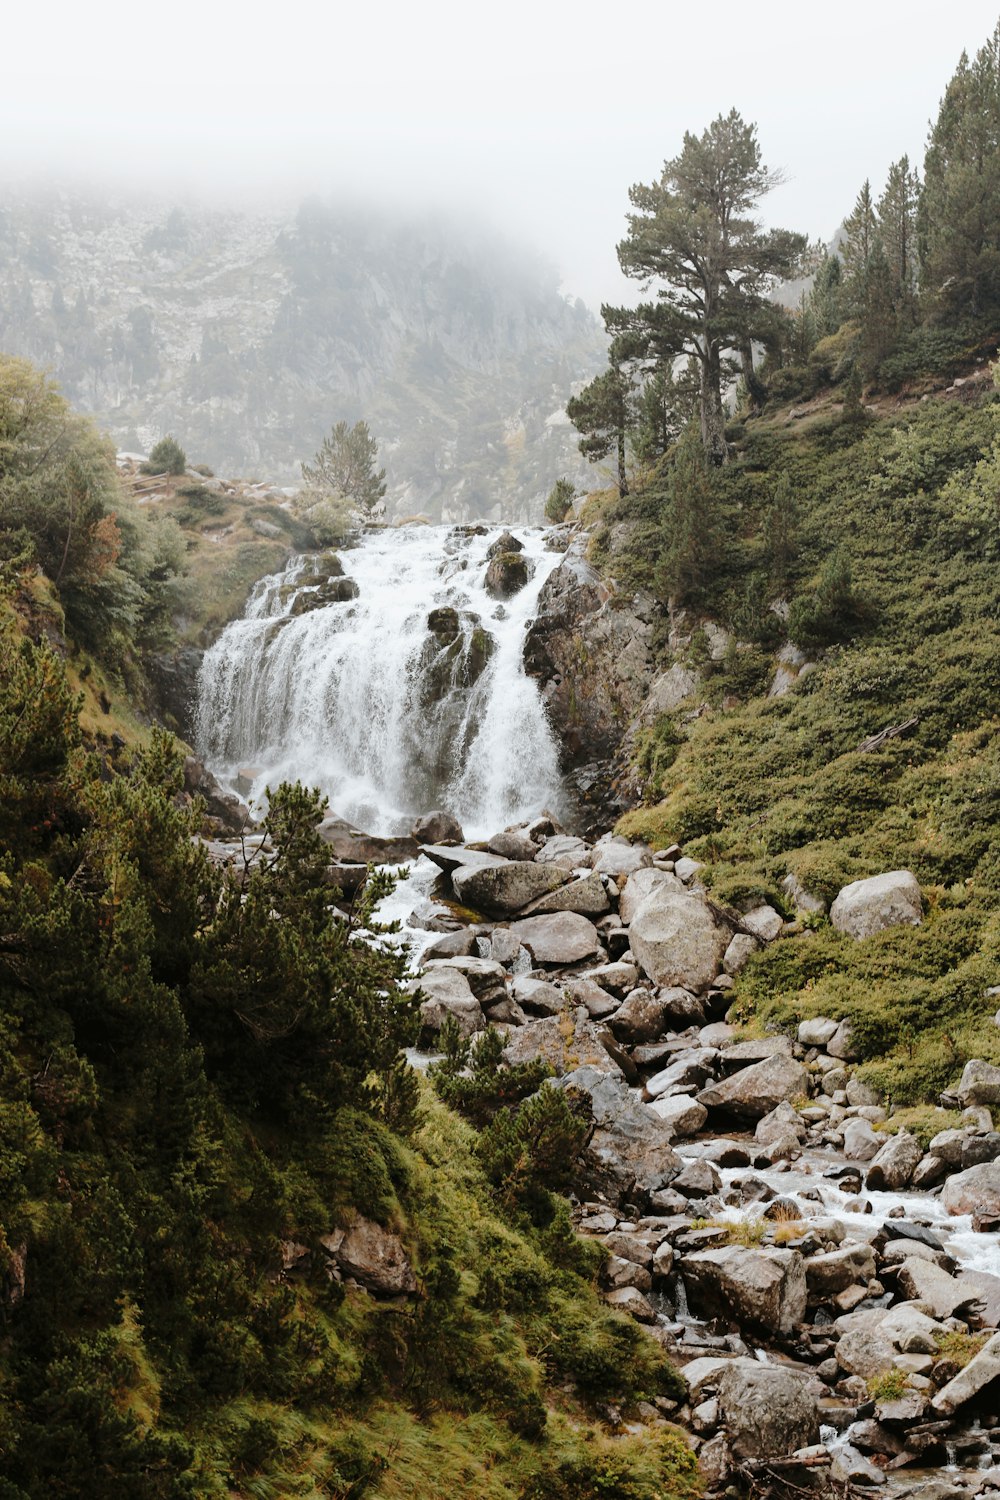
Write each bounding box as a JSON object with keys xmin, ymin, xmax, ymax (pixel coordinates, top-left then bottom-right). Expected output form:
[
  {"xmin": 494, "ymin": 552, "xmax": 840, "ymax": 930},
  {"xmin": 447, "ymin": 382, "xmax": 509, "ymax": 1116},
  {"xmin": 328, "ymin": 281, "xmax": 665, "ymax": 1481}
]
[
  {"xmin": 604, "ymin": 110, "xmax": 806, "ymax": 465},
  {"xmin": 920, "ymin": 23, "xmax": 1000, "ymax": 320},
  {"xmin": 566, "ymin": 363, "xmax": 636, "ymax": 496},
  {"xmin": 878, "ymin": 155, "xmax": 920, "ymax": 322},
  {"xmin": 302, "ymin": 419, "xmax": 387, "ymax": 517}
]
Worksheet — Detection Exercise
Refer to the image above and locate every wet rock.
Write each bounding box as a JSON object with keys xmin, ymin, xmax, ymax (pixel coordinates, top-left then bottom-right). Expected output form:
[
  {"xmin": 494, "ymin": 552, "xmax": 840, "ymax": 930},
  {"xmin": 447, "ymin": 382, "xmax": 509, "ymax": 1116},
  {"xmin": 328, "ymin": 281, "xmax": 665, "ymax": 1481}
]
[
  {"xmin": 451, "ymin": 859, "xmax": 566, "ymax": 914},
  {"xmin": 336, "ymin": 1217, "xmax": 417, "ymax": 1296},
  {"xmin": 942, "ymin": 1161, "xmax": 1000, "ymax": 1218},
  {"xmin": 672, "ymin": 1160, "xmax": 721, "ymax": 1199},
  {"xmin": 697, "ymin": 1054, "xmax": 811, "ymax": 1122},
  {"xmin": 411, "ymin": 809, "xmax": 464, "ymax": 844},
  {"xmin": 865, "ymin": 1131, "xmax": 923, "ymax": 1190},
  {"xmin": 508, "ymin": 912, "xmax": 603, "ymax": 965},
  {"xmin": 830, "ymin": 870, "xmax": 923, "ymax": 940},
  {"xmin": 682, "ymin": 1245, "xmax": 807, "ymax": 1337},
  {"xmin": 716, "ymin": 1359, "xmax": 820, "ymax": 1461},
  {"xmin": 319, "ymin": 818, "xmax": 419, "ymax": 864},
  {"xmin": 485, "ymin": 548, "xmax": 533, "ymax": 599},
  {"xmin": 629, "ymin": 883, "xmax": 730, "ymax": 991}
]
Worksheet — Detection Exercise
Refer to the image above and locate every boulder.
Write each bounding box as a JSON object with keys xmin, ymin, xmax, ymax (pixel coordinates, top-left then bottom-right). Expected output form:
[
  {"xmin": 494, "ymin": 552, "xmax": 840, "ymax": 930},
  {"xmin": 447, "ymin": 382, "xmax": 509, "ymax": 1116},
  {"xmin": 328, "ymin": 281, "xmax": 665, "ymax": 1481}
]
[
  {"xmin": 942, "ymin": 1161, "xmax": 1000, "ymax": 1218},
  {"xmin": 502, "ymin": 1010, "xmax": 621, "ymax": 1078},
  {"xmin": 558, "ymin": 1065, "xmax": 682, "ymax": 1206},
  {"xmin": 619, "ymin": 867, "xmax": 681, "ymax": 925},
  {"xmin": 608, "ymin": 986, "xmax": 695, "ymax": 1044},
  {"xmin": 741, "ymin": 905, "xmax": 784, "ymax": 943},
  {"xmin": 798, "ymin": 1017, "xmax": 839, "ymax": 1048},
  {"xmin": 843, "ymin": 1118, "xmax": 882, "ymax": 1161},
  {"xmin": 782, "ymin": 872, "xmax": 826, "ymax": 915},
  {"xmin": 697, "ymin": 1054, "xmax": 810, "ymax": 1121},
  {"xmin": 518, "ymin": 871, "xmax": 610, "ymax": 918},
  {"xmin": 716, "ymin": 1360, "xmax": 820, "ymax": 1461},
  {"xmin": 826, "ymin": 1019, "xmax": 859, "ymax": 1060},
  {"xmin": 836, "ymin": 1325, "xmax": 895, "ymax": 1379},
  {"xmin": 411, "ymin": 968, "xmax": 485, "ymax": 1041},
  {"xmin": 957, "ymin": 1059, "xmax": 1000, "ymax": 1109},
  {"xmin": 509, "ymin": 912, "xmax": 603, "ymax": 965},
  {"xmin": 805, "ymin": 1242, "xmax": 876, "ymax": 1296},
  {"xmin": 485, "ymin": 548, "xmax": 533, "ymax": 599},
  {"xmin": 718, "ymin": 1037, "xmax": 793, "ymax": 1070},
  {"xmin": 648, "ymin": 1094, "xmax": 708, "ymax": 1138},
  {"xmin": 511, "ymin": 976, "xmax": 564, "ymax": 1014},
  {"xmin": 534, "ymin": 834, "xmax": 590, "ymax": 868},
  {"xmin": 591, "ymin": 839, "xmax": 653, "ymax": 878},
  {"xmin": 756, "ymin": 1101, "xmax": 807, "ymax": 1147},
  {"xmin": 895, "ymin": 1258, "xmax": 975, "ymax": 1319},
  {"xmin": 411, "ymin": 810, "xmax": 464, "ymax": 844},
  {"xmin": 336, "ymin": 1217, "xmax": 417, "ymax": 1295},
  {"xmin": 420, "ymin": 928, "xmax": 480, "ymax": 960},
  {"xmin": 420, "ymin": 843, "xmax": 506, "ymax": 876},
  {"xmin": 318, "ymin": 818, "xmax": 418, "ymax": 866},
  {"xmin": 829, "ymin": 870, "xmax": 923, "ymax": 940},
  {"xmin": 603, "ymin": 1285, "xmax": 656, "ymax": 1322},
  {"xmin": 629, "ymin": 883, "xmax": 730, "ymax": 991},
  {"xmin": 425, "ymin": 956, "xmax": 507, "ymax": 1004},
  {"xmin": 563, "ymin": 976, "xmax": 620, "ymax": 1020},
  {"xmin": 451, "ymin": 859, "xmax": 566, "ymax": 914},
  {"xmin": 682, "ymin": 1245, "xmax": 807, "ymax": 1336},
  {"xmin": 723, "ymin": 933, "xmax": 759, "ymax": 975},
  {"xmin": 931, "ymin": 1331, "xmax": 1000, "ymax": 1413},
  {"xmin": 486, "ymin": 829, "xmax": 539, "ymax": 861},
  {"xmin": 865, "ymin": 1131, "xmax": 923, "ymax": 1190}
]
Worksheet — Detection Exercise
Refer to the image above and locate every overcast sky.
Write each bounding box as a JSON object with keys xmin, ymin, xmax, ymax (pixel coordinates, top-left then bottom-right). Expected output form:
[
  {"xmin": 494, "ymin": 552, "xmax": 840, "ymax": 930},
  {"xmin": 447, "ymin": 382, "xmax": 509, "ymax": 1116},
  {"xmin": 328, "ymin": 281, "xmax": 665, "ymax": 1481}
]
[{"xmin": 4, "ymin": 2, "xmax": 999, "ymax": 307}]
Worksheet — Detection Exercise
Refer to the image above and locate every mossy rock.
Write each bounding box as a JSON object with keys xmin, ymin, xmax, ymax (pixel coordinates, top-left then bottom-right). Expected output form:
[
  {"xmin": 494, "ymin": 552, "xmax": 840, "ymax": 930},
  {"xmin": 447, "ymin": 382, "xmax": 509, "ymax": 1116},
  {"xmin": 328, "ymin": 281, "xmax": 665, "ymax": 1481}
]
[
  {"xmin": 290, "ymin": 577, "xmax": 359, "ymax": 615},
  {"xmin": 427, "ymin": 606, "xmax": 461, "ymax": 641},
  {"xmin": 485, "ymin": 550, "xmax": 533, "ymax": 599}
]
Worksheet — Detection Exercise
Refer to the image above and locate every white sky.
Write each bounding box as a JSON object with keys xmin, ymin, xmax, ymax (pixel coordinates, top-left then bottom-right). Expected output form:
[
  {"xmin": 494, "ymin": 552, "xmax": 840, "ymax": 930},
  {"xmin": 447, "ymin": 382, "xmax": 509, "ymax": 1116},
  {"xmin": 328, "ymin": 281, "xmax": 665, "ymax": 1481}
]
[{"xmin": 4, "ymin": 1, "xmax": 999, "ymax": 307}]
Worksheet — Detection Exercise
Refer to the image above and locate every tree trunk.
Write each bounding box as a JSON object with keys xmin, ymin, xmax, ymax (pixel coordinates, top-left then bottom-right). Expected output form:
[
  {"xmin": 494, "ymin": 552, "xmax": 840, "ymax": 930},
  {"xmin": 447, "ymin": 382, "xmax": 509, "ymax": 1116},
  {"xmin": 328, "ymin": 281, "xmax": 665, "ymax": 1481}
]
[
  {"xmin": 617, "ymin": 427, "xmax": 628, "ymax": 497},
  {"xmin": 739, "ymin": 337, "xmax": 767, "ymax": 414},
  {"xmin": 699, "ymin": 345, "xmax": 728, "ymax": 466}
]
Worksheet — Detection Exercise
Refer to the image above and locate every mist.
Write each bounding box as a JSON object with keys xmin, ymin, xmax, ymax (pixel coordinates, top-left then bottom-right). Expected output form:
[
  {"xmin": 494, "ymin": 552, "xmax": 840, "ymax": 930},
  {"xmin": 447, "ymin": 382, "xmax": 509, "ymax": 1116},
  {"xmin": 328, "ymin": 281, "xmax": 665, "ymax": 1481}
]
[{"xmin": 5, "ymin": 0, "xmax": 1000, "ymax": 308}]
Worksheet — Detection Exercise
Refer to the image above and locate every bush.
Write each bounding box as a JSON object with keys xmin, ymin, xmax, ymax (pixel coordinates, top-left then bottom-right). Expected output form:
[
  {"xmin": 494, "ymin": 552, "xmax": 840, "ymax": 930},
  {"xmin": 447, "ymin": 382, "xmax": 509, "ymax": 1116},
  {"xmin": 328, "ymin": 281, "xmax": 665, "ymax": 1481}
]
[
  {"xmin": 544, "ymin": 477, "xmax": 575, "ymax": 523},
  {"xmin": 142, "ymin": 435, "xmax": 187, "ymax": 475}
]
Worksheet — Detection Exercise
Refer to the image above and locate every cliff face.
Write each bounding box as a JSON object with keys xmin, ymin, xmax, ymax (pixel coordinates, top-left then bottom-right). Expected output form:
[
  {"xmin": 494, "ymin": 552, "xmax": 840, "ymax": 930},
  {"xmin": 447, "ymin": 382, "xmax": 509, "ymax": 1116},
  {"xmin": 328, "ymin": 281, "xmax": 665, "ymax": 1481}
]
[
  {"xmin": 523, "ymin": 536, "xmax": 662, "ymax": 828},
  {"xmin": 0, "ymin": 189, "xmax": 604, "ymax": 520}
]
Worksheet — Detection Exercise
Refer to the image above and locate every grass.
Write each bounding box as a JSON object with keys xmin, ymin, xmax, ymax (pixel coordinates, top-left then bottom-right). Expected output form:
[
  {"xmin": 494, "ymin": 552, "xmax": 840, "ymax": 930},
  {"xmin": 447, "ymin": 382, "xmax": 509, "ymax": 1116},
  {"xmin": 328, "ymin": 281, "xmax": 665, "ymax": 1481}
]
[
  {"xmin": 933, "ymin": 1330, "xmax": 991, "ymax": 1368},
  {"xmin": 867, "ymin": 1369, "xmax": 910, "ymax": 1402}
]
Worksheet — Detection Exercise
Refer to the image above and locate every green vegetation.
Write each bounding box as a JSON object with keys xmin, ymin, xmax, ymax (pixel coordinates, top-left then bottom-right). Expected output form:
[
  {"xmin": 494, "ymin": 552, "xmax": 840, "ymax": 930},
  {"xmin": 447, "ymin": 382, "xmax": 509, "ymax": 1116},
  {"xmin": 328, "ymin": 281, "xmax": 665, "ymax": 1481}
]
[
  {"xmin": 142, "ymin": 435, "xmax": 188, "ymax": 476},
  {"xmin": 544, "ymin": 477, "xmax": 575, "ymax": 524},
  {"xmin": 302, "ymin": 418, "xmax": 387, "ymax": 519},
  {"xmin": 867, "ymin": 1370, "xmax": 910, "ymax": 1402},
  {"xmin": 0, "ymin": 559, "xmax": 692, "ymax": 1493}
]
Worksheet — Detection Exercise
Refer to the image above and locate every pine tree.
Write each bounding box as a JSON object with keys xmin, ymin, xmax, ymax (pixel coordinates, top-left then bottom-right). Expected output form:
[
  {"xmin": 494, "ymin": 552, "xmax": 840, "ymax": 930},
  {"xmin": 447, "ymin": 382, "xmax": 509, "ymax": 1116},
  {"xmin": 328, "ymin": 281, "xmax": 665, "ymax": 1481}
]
[
  {"xmin": 841, "ymin": 180, "xmax": 879, "ymax": 318},
  {"xmin": 302, "ymin": 419, "xmax": 387, "ymax": 517},
  {"xmin": 604, "ymin": 110, "xmax": 806, "ymax": 465},
  {"xmin": 920, "ymin": 23, "xmax": 1000, "ymax": 320},
  {"xmin": 566, "ymin": 363, "xmax": 636, "ymax": 496},
  {"xmin": 878, "ymin": 156, "xmax": 920, "ymax": 323}
]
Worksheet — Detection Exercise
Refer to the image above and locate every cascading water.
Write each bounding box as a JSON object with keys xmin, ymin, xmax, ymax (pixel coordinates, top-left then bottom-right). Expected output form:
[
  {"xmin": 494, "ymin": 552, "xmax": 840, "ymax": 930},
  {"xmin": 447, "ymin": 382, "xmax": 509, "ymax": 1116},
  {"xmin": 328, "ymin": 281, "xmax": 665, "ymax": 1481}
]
[{"xmin": 195, "ymin": 525, "xmax": 566, "ymax": 838}]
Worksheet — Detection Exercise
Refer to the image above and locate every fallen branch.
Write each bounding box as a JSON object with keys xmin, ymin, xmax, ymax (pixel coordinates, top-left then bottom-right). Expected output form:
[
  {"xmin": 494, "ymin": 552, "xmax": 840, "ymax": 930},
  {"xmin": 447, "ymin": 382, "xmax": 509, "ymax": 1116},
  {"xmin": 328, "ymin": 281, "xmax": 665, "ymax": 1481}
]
[{"xmin": 856, "ymin": 716, "xmax": 919, "ymax": 754}]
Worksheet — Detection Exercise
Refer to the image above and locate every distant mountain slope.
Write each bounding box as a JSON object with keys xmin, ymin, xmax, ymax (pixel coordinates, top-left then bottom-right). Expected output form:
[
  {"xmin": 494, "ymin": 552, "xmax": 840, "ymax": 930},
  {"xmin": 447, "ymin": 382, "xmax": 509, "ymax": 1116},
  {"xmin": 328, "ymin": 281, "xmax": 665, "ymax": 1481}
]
[{"xmin": 0, "ymin": 188, "xmax": 605, "ymax": 519}]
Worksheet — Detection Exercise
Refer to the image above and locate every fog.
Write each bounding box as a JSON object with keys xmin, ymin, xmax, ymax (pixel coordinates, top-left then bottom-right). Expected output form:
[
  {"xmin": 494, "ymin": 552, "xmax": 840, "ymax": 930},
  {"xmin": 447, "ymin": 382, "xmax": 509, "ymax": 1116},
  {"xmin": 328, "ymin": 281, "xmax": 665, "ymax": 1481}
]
[{"xmin": 4, "ymin": 0, "xmax": 999, "ymax": 308}]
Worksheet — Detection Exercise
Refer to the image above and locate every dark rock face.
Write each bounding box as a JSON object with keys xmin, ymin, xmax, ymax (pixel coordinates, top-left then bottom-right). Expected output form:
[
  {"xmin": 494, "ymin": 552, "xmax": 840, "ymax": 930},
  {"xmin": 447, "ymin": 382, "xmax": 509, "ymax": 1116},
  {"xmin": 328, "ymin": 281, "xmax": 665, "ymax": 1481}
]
[
  {"xmin": 485, "ymin": 550, "xmax": 533, "ymax": 599},
  {"xmin": 522, "ymin": 538, "xmax": 660, "ymax": 826},
  {"xmin": 148, "ymin": 648, "xmax": 204, "ymax": 742}
]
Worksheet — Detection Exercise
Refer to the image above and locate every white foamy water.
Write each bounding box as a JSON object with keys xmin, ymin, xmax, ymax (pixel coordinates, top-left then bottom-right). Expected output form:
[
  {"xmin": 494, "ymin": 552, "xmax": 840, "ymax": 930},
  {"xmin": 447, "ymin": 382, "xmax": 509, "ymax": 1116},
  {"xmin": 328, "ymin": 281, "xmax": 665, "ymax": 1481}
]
[{"xmin": 195, "ymin": 525, "xmax": 566, "ymax": 840}]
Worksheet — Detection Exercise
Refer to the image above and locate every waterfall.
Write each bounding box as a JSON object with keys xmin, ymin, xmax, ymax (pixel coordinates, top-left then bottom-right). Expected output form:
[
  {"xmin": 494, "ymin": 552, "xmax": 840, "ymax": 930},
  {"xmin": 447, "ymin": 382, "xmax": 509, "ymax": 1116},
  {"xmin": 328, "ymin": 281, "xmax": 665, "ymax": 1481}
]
[{"xmin": 195, "ymin": 525, "xmax": 566, "ymax": 839}]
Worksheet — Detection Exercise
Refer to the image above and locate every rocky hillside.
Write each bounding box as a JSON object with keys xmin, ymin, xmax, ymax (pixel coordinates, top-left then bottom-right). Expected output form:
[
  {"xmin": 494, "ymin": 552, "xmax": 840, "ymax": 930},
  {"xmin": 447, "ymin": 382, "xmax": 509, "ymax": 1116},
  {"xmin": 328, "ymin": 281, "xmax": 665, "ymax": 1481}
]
[{"xmin": 0, "ymin": 187, "xmax": 604, "ymax": 519}]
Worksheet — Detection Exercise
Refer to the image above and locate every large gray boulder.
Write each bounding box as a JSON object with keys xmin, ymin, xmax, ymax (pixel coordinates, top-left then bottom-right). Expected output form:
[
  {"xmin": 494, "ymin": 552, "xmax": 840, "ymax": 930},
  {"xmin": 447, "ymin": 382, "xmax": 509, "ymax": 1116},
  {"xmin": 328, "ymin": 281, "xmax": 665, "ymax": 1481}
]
[
  {"xmin": 865, "ymin": 1131, "xmax": 923, "ymax": 1190},
  {"xmin": 682, "ymin": 1245, "xmax": 807, "ymax": 1336},
  {"xmin": 411, "ymin": 810, "xmax": 464, "ymax": 844},
  {"xmin": 411, "ymin": 968, "xmax": 485, "ymax": 1040},
  {"xmin": 557, "ymin": 1065, "xmax": 682, "ymax": 1206},
  {"xmin": 648, "ymin": 1094, "xmax": 708, "ymax": 1138},
  {"xmin": 805, "ymin": 1242, "xmax": 876, "ymax": 1296},
  {"xmin": 619, "ymin": 867, "xmax": 681, "ymax": 925},
  {"xmin": 509, "ymin": 912, "xmax": 603, "ymax": 965},
  {"xmin": 697, "ymin": 1054, "xmax": 810, "ymax": 1121},
  {"xmin": 591, "ymin": 838, "xmax": 653, "ymax": 878},
  {"xmin": 957, "ymin": 1059, "xmax": 1000, "ymax": 1108},
  {"xmin": 518, "ymin": 871, "xmax": 610, "ymax": 918},
  {"xmin": 451, "ymin": 859, "xmax": 566, "ymax": 914},
  {"xmin": 628, "ymin": 882, "xmax": 730, "ymax": 991},
  {"xmin": 716, "ymin": 1360, "xmax": 820, "ymax": 1461},
  {"xmin": 942, "ymin": 1160, "xmax": 1000, "ymax": 1217},
  {"xmin": 830, "ymin": 870, "xmax": 923, "ymax": 940}
]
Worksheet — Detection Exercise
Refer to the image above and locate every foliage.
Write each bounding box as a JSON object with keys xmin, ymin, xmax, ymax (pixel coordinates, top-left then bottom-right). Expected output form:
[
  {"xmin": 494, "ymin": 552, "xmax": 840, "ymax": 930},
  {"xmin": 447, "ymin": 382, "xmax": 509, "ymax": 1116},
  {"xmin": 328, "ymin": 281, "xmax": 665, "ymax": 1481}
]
[
  {"xmin": 867, "ymin": 1369, "xmax": 910, "ymax": 1402},
  {"xmin": 477, "ymin": 1083, "xmax": 592, "ymax": 1226},
  {"xmin": 567, "ymin": 364, "xmax": 635, "ymax": 497},
  {"xmin": 430, "ymin": 1022, "xmax": 551, "ymax": 1127},
  {"xmin": 301, "ymin": 418, "xmax": 387, "ymax": 518},
  {"xmin": 604, "ymin": 109, "xmax": 806, "ymax": 464},
  {"xmin": 544, "ymin": 477, "xmax": 575, "ymax": 524},
  {"xmin": 142, "ymin": 435, "xmax": 188, "ymax": 476}
]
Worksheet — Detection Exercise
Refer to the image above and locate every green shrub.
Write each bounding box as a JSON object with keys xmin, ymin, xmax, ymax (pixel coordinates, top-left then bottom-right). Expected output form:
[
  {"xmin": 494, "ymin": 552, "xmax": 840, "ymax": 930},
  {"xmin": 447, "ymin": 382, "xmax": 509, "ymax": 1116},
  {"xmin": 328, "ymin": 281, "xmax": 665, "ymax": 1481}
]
[
  {"xmin": 545, "ymin": 477, "xmax": 575, "ymax": 523},
  {"xmin": 142, "ymin": 435, "xmax": 187, "ymax": 475}
]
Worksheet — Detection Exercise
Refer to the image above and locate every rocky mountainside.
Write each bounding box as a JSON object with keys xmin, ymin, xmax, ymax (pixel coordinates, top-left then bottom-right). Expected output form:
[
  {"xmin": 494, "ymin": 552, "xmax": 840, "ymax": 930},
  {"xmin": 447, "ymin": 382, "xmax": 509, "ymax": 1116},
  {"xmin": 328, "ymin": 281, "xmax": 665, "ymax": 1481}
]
[{"xmin": 0, "ymin": 187, "xmax": 604, "ymax": 519}]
